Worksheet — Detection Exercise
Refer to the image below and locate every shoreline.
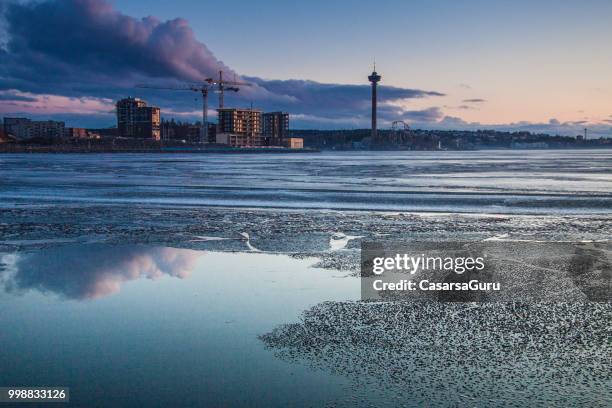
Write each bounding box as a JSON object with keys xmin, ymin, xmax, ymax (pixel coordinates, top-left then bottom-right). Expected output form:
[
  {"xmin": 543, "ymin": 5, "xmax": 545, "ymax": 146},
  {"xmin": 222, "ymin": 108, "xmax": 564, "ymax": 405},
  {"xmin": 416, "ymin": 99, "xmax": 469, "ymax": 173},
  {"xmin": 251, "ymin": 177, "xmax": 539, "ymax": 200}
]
[
  {"xmin": 1, "ymin": 144, "xmax": 611, "ymax": 153},
  {"xmin": 0, "ymin": 145, "xmax": 320, "ymax": 154}
]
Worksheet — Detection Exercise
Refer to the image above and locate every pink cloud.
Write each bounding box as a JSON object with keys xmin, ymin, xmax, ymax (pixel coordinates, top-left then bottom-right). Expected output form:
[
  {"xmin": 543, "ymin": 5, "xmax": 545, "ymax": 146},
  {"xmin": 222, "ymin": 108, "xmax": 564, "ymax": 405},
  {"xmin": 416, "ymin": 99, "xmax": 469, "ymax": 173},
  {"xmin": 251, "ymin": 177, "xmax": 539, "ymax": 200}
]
[
  {"xmin": 3, "ymin": 245, "xmax": 203, "ymax": 300},
  {"xmin": 0, "ymin": 89, "xmax": 114, "ymax": 115}
]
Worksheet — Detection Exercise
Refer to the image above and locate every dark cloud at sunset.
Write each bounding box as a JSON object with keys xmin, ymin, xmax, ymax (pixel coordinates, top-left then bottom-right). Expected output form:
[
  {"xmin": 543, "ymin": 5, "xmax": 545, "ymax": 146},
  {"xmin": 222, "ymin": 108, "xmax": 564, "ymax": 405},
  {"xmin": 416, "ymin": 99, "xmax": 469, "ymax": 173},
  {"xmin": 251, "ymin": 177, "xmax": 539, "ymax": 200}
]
[
  {"xmin": 0, "ymin": 0, "xmax": 610, "ymax": 135},
  {"xmin": 0, "ymin": 0, "xmax": 444, "ymax": 128}
]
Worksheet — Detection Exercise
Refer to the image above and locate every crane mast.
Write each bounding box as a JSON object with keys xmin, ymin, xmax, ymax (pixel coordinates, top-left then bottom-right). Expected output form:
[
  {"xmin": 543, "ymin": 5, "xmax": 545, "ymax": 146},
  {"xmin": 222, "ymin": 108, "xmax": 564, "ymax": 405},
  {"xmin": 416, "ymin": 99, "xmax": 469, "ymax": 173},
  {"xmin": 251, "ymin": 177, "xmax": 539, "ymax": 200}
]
[{"xmin": 136, "ymin": 71, "xmax": 252, "ymax": 144}]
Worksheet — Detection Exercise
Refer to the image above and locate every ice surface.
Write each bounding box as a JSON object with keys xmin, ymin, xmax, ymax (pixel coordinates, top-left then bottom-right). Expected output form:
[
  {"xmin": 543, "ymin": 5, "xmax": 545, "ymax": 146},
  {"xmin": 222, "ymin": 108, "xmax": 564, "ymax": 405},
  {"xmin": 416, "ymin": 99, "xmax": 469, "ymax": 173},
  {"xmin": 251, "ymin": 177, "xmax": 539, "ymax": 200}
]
[
  {"xmin": 1, "ymin": 150, "xmax": 612, "ymax": 214},
  {"xmin": 1, "ymin": 151, "xmax": 611, "ymax": 407}
]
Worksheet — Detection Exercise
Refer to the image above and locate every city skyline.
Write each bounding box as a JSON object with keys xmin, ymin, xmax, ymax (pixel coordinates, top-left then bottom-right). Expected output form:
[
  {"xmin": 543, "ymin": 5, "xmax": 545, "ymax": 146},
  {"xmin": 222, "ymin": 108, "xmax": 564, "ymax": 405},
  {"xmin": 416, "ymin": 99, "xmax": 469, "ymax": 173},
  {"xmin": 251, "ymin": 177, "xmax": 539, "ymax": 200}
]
[{"xmin": 0, "ymin": 0, "xmax": 611, "ymax": 136}]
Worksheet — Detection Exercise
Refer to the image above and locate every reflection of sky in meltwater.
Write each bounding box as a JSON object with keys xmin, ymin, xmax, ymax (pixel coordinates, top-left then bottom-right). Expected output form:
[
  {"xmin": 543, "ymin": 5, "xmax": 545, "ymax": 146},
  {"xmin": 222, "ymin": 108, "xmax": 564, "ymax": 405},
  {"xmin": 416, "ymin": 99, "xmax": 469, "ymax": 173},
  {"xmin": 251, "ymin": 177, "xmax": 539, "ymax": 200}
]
[
  {"xmin": 0, "ymin": 245, "xmax": 361, "ymax": 406},
  {"xmin": 2, "ymin": 245, "xmax": 200, "ymax": 299}
]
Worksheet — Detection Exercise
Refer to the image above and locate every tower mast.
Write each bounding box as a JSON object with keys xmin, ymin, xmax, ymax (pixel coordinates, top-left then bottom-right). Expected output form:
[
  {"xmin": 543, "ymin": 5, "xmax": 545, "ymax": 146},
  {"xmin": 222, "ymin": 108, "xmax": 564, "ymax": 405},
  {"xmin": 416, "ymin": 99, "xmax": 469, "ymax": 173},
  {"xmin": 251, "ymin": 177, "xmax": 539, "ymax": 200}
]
[{"xmin": 368, "ymin": 62, "xmax": 382, "ymax": 141}]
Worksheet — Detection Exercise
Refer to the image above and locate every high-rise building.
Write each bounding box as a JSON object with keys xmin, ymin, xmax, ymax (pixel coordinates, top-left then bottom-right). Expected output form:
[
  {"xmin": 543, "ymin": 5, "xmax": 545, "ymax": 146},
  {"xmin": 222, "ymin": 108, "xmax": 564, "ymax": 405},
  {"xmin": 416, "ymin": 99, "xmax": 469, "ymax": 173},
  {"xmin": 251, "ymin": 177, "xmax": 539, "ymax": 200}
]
[
  {"xmin": 262, "ymin": 112, "xmax": 289, "ymax": 146},
  {"xmin": 3, "ymin": 117, "xmax": 65, "ymax": 140},
  {"xmin": 116, "ymin": 97, "xmax": 160, "ymax": 140},
  {"xmin": 216, "ymin": 108, "xmax": 262, "ymax": 147}
]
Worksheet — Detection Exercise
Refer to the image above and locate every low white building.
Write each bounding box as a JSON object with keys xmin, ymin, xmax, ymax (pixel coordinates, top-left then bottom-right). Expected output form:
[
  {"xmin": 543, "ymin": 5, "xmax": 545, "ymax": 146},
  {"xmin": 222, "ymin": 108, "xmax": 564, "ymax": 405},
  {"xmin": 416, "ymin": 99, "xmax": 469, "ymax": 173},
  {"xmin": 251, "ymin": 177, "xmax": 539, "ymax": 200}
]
[{"xmin": 3, "ymin": 117, "xmax": 65, "ymax": 140}]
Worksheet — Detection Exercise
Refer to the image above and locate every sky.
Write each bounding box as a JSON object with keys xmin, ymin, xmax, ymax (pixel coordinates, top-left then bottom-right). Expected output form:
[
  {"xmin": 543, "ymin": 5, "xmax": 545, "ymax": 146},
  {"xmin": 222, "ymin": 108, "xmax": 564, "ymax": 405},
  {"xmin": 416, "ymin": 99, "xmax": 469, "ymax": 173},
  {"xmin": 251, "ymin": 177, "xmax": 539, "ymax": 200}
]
[{"xmin": 1, "ymin": 0, "xmax": 611, "ymax": 135}]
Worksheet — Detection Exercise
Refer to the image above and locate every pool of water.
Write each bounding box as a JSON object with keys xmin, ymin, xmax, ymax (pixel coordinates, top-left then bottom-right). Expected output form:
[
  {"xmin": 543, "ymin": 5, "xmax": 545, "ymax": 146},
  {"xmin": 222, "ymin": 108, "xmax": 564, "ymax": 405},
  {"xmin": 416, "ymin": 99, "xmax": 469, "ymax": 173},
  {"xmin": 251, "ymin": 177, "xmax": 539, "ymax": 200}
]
[{"xmin": 0, "ymin": 245, "xmax": 362, "ymax": 407}]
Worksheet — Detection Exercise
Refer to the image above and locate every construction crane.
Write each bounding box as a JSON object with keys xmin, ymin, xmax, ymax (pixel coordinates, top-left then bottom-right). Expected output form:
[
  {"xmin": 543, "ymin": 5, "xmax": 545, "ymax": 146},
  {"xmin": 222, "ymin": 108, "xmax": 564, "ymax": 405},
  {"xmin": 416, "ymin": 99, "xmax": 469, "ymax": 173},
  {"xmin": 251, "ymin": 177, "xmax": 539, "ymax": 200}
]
[
  {"xmin": 216, "ymin": 70, "xmax": 251, "ymax": 109},
  {"xmin": 136, "ymin": 71, "xmax": 252, "ymax": 144}
]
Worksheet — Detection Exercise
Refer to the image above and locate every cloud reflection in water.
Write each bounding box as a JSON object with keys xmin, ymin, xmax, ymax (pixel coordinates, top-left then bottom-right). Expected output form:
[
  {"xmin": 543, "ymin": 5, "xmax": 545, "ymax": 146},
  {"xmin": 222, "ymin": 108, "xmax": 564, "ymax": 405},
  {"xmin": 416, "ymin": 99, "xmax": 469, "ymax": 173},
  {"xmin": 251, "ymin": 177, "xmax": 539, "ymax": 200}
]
[{"xmin": 1, "ymin": 245, "xmax": 201, "ymax": 300}]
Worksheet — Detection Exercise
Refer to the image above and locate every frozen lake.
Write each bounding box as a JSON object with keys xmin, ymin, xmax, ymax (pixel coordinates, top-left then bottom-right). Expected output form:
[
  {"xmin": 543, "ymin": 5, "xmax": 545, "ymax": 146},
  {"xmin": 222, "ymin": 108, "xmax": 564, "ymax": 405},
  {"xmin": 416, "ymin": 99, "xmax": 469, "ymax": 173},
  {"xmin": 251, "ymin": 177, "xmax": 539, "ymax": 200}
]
[
  {"xmin": 1, "ymin": 149, "xmax": 611, "ymax": 214},
  {"xmin": 1, "ymin": 150, "xmax": 610, "ymax": 407}
]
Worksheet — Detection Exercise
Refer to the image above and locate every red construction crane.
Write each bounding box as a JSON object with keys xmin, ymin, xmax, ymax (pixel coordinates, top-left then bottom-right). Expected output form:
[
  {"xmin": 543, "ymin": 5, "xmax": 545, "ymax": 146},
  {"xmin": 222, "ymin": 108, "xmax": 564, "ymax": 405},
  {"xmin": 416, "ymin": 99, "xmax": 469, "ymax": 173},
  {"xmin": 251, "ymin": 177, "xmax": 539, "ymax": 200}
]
[{"xmin": 136, "ymin": 71, "xmax": 252, "ymax": 144}]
